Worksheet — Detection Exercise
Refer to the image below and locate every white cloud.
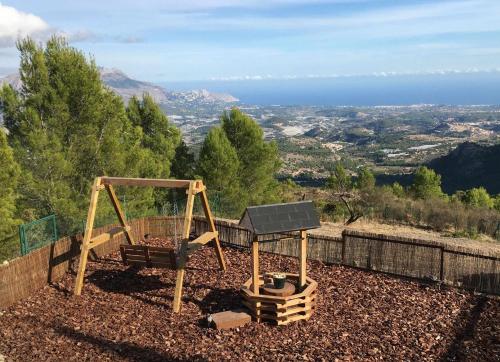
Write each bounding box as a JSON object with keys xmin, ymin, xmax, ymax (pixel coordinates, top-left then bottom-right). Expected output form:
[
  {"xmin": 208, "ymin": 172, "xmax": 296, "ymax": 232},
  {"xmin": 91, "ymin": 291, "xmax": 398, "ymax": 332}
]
[
  {"xmin": 0, "ymin": 3, "xmax": 50, "ymax": 47},
  {"xmin": 208, "ymin": 68, "xmax": 500, "ymax": 81},
  {"xmin": 144, "ymin": 0, "xmax": 500, "ymax": 39}
]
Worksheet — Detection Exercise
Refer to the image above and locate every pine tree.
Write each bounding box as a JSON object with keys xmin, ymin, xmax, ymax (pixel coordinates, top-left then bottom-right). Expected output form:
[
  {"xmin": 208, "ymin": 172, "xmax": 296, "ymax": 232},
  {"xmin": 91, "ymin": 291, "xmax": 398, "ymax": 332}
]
[
  {"xmin": 196, "ymin": 127, "xmax": 241, "ymax": 216},
  {"xmin": 171, "ymin": 140, "xmax": 196, "ymax": 180},
  {"xmin": 126, "ymin": 94, "xmax": 181, "ymax": 210},
  {"xmin": 0, "ymin": 128, "xmax": 20, "ymax": 240},
  {"xmin": 356, "ymin": 167, "xmax": 375, "ymax": 190},
  {"xmin": 410, "ymin": 166, "xmax": 443, "ymax": 200},
  {"xmin": 463, "ymin": 187, "xmax": 494, "ymax": 209},
  {"xmin": 0, "ymin": 37, "xmax": 157, "ymax": 233},
  {"xmin": 221, "ymin": 108, "xmax": 280, "ymax": 206},
  {"xmin": 127, "ymin": 94, "xmax": 180, "ymax": 178}
]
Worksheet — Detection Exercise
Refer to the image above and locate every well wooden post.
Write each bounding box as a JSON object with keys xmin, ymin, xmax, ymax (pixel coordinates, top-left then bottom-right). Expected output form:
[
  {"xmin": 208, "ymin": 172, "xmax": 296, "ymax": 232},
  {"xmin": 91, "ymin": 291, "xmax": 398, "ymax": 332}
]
[
  {"xmin": 299, "ymin": 230, "xmax": 307, "ymax": 288},
  {"xmin": 251, "ymin": 235, "xmax": 259, "ymax": 295}
]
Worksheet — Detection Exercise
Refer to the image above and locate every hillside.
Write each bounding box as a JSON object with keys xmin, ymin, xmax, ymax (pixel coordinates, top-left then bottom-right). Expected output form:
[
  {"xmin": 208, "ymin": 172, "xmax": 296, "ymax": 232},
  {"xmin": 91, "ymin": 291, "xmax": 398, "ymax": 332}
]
[
  {"xmin": 99, "ymin": 68, "xmax": 169, "ymax": 103},
  {"xmin": 0, "ymin": 68, "xmax": 238, "ymax": 106},
  {"xmin": 427, "ymin": 142, "xmax": 500, "ymax": 194}
]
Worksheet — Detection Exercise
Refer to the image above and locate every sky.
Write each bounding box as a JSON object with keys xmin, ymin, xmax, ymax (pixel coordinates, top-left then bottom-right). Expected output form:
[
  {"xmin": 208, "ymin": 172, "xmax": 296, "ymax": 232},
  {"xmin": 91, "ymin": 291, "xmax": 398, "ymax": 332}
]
[{"xmin": 1, "ymin": 0, "xmax": 500, "ymax": 83}]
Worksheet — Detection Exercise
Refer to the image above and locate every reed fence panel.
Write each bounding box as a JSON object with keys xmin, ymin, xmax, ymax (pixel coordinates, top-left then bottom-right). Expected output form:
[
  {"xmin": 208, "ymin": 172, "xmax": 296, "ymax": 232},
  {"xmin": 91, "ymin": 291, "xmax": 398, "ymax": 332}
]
[{"xmin": 1, "ymin": 216, "xmax": 498, "ymax": 310}]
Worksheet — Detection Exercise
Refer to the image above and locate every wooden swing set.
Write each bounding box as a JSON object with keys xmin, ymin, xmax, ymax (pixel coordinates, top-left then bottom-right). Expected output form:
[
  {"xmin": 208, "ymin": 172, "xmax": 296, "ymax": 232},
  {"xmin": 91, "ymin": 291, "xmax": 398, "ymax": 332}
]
[{"xmin": 74, "ymin": 176, "xmax": 226, "ymax": 313}]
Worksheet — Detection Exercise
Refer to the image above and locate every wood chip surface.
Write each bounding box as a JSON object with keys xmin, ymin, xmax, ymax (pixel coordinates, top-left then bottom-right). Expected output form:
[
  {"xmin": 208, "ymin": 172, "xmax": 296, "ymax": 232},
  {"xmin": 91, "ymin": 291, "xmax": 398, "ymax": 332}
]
[{"xmin": 0, "ymin": 238, "xmax": 498, "ymax": 361}]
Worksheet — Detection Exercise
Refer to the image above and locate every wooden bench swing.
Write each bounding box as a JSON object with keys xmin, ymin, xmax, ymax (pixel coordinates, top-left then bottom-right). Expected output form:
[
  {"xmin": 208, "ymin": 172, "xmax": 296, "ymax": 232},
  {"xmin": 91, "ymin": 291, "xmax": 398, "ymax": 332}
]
[{"xmin": 73, "ymin": 177, "xmax": 226, "ymax": 313}]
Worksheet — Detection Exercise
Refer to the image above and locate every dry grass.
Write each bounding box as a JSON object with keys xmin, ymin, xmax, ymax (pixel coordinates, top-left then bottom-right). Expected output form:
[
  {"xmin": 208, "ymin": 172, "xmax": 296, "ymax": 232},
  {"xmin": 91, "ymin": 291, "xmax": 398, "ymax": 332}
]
[{"xmin": 313, "ymin": 219, "xmax": 500, "ymax": 255}]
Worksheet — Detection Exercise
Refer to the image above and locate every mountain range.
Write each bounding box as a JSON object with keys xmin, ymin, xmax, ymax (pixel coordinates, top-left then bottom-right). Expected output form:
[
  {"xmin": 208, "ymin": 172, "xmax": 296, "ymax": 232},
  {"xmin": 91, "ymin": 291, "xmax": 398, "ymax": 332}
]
[{"xmin": 0, "ymin": 68, "xmax": 239, "ymax": 106}]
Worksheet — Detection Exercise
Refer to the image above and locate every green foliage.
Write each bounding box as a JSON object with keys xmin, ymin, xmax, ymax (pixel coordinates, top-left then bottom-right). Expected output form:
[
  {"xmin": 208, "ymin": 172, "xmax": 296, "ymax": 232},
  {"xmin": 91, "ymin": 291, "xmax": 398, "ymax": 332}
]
[
  {"xmin": 0, "ymin": 37, "xmax": 166, "ymax": 234},
  {"xmin": 171, "ymin": 140, "xmax": 196, "ymax": 180},
  {"xmin": 0, "ymin": 129, "xmax": 20, "ymax": 240},
  {"xmin": 356, "ymin": 167, "xmax": 375, "ymax": 190},
  {"xmin": 279, "ymin": 178, "xmax": 301, "ymax": 202},
  {"xmin": 326, "ymin": 163, "xmax": 352, "ymax": 192},
  {"xmin": 126, "ymin": 93, "xmax": 181, "ymax": 210},
  {"xmin": 126, "ymin": 94, "xmax": 180, "ymax": 178},
  {"xmin": 196, "ymin": 108, "xmax": 281, "ymax": 216},
  {"xmin": 410, "ymin": 166, "xmax": 443, "ymax": 199},
  {"xmin": 221, "ymin": 108, "xmax": 281, "ymax": 207},
  {"xmin": 462, "ymin": 187, "xmax": 494, "ymax": 209},
  {"xmin": 391, "ymin": 182, "xmax": 405, "ymax": 198},
  {"xmin": 494, "ymin": 195, "xmax": 500, "ymax": 212},
  {"xmin": 196, "ymin": 127, "xmax": 241, "ymax": 216}
]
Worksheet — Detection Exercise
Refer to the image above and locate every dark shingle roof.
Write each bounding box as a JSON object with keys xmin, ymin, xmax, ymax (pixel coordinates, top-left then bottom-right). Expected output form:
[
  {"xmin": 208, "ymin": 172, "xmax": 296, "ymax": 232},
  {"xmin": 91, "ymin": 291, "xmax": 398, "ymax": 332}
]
[{"xmin": 239, "ymin": 201, "xmax": 320, "ymax": 235}]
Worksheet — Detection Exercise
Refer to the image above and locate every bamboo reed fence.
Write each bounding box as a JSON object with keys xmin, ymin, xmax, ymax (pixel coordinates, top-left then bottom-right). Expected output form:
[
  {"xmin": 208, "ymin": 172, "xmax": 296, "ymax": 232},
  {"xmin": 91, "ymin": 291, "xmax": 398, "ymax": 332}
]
[{"xmin": 0, "ymin": 216, "xmax": 498, "ymax": 309}]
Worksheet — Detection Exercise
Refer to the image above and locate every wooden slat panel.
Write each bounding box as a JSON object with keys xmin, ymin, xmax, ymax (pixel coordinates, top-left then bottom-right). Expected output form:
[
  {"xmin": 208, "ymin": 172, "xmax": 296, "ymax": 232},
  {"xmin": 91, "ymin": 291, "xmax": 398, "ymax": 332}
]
[
  {"xmin": 121, "ymin": 250, "xmax": 147, "ymax": 257},
  {"xmin": 276, "ymin": 305, "xmax": 312, "ymax": 318},
  {"xmin": 147, "ymin": 246, "xmax": 176, "ymax": 253},
  {"xmin": 120, "ymin": 244, "xmax": 176, "ymax": 269},
  {"xmin": 150, "ymin": 262, "xmax": 176, "ymax": 269},
  {"xmin": 125, "ymin": 260, "xmax": 148, "ymax": 266}
]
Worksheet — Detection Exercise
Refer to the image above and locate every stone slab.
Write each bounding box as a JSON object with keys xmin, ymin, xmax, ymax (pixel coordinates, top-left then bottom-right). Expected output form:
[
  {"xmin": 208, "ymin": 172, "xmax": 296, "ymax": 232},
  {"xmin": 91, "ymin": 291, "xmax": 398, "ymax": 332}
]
[{"xmin": 210, "ymin": 310, "xmax": 252, "ymax": 330}]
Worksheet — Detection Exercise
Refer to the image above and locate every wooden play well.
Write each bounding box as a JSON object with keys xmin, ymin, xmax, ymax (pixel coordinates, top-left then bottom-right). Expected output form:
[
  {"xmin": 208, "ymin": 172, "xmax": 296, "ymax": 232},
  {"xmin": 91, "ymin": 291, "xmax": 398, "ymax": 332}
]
[
  {"xmin": 241, "ymin": 272, "xmax": 317, "ymax": 325},
  {"xmin": 238, "ymin": 201, "xmax": 321, "ymax": 326}
]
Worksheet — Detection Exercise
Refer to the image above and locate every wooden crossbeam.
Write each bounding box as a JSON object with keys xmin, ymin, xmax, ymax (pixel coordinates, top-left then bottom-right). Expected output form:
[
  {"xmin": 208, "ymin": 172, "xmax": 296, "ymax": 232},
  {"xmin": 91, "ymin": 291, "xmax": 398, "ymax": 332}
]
[
  {"xmin": 187, "ymin": 231, "xmax": 218, "ymax": 253},
  {"xmin": 88, "ymin": 226, "xmax": 130, "ymax": 249},
  {"xmin": 100, "ymin": 177, "xmax": 192, "ymax": 188}
]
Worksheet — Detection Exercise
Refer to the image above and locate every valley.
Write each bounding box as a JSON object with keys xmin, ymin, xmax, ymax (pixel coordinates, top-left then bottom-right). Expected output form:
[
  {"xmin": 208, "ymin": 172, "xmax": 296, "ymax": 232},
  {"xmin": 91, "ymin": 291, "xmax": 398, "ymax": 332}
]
[{"xmin": 2, "ymin": 69, "xmax": 499, "ymax": 193}]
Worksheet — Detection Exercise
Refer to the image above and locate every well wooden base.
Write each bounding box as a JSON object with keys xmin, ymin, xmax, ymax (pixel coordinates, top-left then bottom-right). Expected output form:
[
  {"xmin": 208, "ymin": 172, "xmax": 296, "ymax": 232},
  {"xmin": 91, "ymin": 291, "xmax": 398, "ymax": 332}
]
[{"xmin": 241, "ymin": 273, "xmax": 317, "ymax": 326}]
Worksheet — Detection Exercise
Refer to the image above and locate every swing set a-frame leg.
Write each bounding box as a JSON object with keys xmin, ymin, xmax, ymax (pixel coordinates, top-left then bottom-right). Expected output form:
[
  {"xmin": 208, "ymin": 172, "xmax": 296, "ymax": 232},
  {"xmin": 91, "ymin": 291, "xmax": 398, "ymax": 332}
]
[
  {"xmin": 74, "ymin": 177, "xmax": 101, "ymax": 295},
  {"xmin": 172, "ymin": 182, "xmax": 196, "ymax": 313},
  {"xmin": 200, "ymin": 188, "xmax": 226, "ymax": 271}
]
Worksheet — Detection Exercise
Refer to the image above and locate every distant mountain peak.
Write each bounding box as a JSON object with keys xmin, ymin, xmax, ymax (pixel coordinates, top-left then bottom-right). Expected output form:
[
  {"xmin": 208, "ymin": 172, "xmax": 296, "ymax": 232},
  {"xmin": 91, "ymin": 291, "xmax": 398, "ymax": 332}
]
[
  {"xmin": 98, "ymin": 67, "xmax": 238, "ymax": 104},
  {"xmin": 1, "ymin": 67, "xmax": 239, "ymax": 105}
]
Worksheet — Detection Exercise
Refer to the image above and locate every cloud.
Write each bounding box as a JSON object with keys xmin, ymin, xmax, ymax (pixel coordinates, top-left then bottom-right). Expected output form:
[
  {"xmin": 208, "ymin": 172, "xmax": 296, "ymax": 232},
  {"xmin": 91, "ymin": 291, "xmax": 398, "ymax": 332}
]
[
  {"xmin": 0, "ymin": 3, "xmax": 50, "ymax": 47},
  {"xmin": 144, "ymin": 0, "xmax": 500, "ymax": 39},
  {"xmin": 208, "ymin": 68, "xmax": 500, "ymax": 81},
  {"xmin": 113, "ymin": 35, "xmax": 144, "ymax": 44},
  {"xmin": 56, "ymin": 30, "xmax": 144, "ymax": 44}
]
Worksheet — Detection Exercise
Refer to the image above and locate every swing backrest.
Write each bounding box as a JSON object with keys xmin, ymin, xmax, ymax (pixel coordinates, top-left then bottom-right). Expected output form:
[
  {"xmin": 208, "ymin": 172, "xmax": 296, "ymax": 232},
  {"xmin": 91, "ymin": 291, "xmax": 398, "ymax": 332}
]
[{"xmin": 120, "ymin": 244, "xmax": 177, "ymax": 269}]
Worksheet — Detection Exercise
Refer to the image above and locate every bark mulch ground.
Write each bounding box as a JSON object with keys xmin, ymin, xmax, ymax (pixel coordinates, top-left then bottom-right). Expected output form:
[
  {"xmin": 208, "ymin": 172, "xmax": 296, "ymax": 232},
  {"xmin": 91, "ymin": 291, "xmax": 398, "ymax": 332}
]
[{"xmin": 0, "ymin": 238, "xmax": 498, "ymax": 361}]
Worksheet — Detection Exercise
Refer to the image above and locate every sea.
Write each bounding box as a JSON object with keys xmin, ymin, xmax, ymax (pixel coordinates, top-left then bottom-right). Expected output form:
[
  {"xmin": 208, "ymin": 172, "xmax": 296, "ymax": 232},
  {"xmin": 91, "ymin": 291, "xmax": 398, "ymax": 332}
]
[{"xmin": 164, "ymin": 72, "xmax": 500, "ymax": 107}]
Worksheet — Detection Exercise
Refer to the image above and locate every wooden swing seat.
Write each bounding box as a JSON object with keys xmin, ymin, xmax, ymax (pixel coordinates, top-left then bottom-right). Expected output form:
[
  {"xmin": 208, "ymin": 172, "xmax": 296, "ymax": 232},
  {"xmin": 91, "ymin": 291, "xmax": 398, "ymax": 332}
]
[
  {"xmin": 119, "ymin": 230, "xmax": 217, "ymax": 270},
  {"xmin": 120, "ymin": 244, "xmax": 177, "ymax": 269}
]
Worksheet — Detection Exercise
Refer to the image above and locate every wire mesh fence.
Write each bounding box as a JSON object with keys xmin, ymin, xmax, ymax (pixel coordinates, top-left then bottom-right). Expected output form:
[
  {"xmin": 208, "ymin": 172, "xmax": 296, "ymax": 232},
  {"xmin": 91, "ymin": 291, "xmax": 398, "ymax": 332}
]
[
  {"xmin": 19, "ymin": 214, "xmax": 58, "ymax": 256},
  {"xmin": 0, "ymin": 190, "xmax": 226, "ymax": 262}
]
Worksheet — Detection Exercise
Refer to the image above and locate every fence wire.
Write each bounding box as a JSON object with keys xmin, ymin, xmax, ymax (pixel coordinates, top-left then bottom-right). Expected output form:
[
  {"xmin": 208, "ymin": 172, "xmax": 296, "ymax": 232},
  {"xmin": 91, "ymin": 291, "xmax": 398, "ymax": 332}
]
[{"xmin": 19, "ymin": 214, "xmax": 58, "ymax": 256}]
